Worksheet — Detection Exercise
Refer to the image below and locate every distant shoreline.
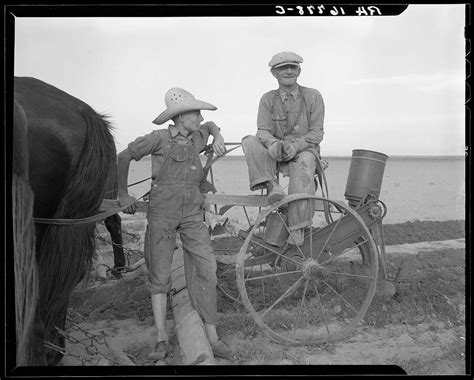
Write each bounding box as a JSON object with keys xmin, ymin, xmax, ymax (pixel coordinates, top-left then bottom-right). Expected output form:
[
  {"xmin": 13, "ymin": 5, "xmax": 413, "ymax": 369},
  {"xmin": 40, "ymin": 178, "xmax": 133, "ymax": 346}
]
[{"xmin": 138, "ymin": 155, "xmax": 465, "ymax": 162}]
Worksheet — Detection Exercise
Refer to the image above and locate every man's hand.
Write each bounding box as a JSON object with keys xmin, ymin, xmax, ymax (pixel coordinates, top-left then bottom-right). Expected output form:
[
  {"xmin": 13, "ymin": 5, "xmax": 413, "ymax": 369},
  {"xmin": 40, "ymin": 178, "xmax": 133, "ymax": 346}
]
[
  {"xmin": 268, "ymin": 141, "xmax": 284, "ymax": 161},
  {"xmin": 118, "ymin": 193, "xmax": 138, "ymax": 214},
  {"xmin": 212, "ymin": 134, "xmax": 226, "ymax": 156},
  {"xmin": 282, "ymin": 142, "xmax": 298, "ymax": 161}
]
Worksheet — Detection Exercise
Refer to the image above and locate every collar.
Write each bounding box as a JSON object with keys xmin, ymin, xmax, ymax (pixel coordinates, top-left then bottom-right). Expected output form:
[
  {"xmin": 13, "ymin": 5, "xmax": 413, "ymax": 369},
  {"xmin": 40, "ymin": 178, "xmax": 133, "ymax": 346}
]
[
  {"xmin": 168, "ymin": 124, "xmax": 192, "ymax": 139},
  {"xmin": 279, "ymin": 85, "xmax": 300, "ymax": 102}
]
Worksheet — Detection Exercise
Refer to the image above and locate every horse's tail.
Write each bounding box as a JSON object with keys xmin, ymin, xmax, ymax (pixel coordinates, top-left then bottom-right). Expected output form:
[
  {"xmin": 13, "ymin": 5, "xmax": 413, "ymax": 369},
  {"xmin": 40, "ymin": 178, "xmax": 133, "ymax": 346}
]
[
  {"xmin": 36, "ymin": 106, "xmax": 116, "ymax": 364},
  {"xmin": 103, "ymin": 150, "xmax": 118, "ymax": 200},
  {"xmin": 13, "ymin": 99, "xmax": 40, "ymax": 366}
]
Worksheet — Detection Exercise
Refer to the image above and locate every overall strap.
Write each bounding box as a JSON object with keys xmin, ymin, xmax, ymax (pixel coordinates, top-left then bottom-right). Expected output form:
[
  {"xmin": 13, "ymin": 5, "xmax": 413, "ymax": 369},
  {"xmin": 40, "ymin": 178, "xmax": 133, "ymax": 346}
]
[{"xmin": 152, "ymin": 132, "xmax": 175, "ymax": 183}]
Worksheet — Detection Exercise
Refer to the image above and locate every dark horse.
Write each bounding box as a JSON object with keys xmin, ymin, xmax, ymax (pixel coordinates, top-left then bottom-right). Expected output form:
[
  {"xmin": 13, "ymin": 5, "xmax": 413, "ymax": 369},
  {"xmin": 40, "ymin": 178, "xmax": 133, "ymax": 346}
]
[{"xmin": 14, "ymin": 76, "xmax": 118, "ymax": 366}]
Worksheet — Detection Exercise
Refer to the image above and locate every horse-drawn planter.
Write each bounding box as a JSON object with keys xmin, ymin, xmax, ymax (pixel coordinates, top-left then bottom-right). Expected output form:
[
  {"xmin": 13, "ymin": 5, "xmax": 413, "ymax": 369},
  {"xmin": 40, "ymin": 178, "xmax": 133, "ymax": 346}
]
[
  {"xmin": 103, "ymin": 143, "xmax": 393, "ymax": 347},
  {"xmin": 13, "ymin": 76, "xmax": 393, "ymax": 366}
]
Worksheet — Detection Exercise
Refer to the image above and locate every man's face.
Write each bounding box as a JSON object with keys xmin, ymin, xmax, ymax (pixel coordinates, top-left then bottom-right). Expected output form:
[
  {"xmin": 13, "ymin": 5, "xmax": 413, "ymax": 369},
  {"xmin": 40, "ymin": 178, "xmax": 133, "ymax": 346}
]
[
  {"xmin": 180, "ymin": 110, "xmax": 204, "ymax": 132},
  {"xmin": 272, "ymin": 64, "xmax": 301, "ymax": 87}
]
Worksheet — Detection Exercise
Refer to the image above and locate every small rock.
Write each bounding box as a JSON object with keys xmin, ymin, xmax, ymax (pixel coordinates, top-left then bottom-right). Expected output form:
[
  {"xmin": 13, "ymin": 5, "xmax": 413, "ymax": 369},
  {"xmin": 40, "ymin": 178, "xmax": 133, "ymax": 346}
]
[
  {"xmin": 413, "ymin": 315, "xmax": 425, "ymax": 322},
  {"xmin": 397, "ymin": 333, "xmax": 415, "ymax": 346},
  {"xmin": 375, "ymin": 281, "xmax": 396, "ymax": 299},
  {"xmin": 97, "ymin": 358, "xmax": 110, "ymax": 366}
]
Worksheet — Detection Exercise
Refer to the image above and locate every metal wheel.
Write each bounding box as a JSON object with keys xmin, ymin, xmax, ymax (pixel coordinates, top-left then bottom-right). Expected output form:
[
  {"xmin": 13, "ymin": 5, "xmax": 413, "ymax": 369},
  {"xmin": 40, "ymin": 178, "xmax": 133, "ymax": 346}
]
[{"xmin": 235, "ymin": 194, "xmax": 379, "ymax": 346}]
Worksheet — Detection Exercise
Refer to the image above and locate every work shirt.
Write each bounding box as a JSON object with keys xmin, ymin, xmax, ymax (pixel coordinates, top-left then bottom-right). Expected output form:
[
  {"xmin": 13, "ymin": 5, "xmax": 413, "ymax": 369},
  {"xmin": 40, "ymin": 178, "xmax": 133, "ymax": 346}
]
[
  {"xmin": 256, "ymin": 85, "xmax": 325, "ymax": 156},
  {"xmin": 127, "ymin": 122, "xmax": 216, "ymax": 181}
]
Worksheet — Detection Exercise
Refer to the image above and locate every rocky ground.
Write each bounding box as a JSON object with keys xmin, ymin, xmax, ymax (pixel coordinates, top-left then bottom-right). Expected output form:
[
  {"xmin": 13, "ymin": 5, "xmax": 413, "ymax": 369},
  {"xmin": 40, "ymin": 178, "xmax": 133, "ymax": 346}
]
[{"xmin": 63, "ymin": 219, "xmax": 466, "ymax": 375}]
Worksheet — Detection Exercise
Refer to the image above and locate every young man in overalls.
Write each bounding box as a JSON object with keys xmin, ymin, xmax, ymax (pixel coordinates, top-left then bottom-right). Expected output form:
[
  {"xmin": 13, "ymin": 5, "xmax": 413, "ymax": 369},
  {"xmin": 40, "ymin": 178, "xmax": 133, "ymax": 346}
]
[
  {"xmin": 242, "ymin": 51, "xmax": 325, "ymax": 246},
  {"xmin": 117, "ymin": 88, "xmax": 232, "ymax": 361}
]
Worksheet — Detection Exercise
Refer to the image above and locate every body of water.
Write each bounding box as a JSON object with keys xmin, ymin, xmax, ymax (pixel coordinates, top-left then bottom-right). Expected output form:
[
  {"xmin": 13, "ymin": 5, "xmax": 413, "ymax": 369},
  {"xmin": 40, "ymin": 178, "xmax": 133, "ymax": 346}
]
[{"xmin": 126, "ymin": 155, "xmax": 465, "ymax": 224}]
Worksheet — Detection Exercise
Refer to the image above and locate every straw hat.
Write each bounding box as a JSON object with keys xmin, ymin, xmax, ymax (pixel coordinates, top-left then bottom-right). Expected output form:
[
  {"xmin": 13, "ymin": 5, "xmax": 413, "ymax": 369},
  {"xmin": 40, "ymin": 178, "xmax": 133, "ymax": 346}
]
[
  {"xmin": 152, "ymin": 88, "xmax": 217, "ymax": 125},
  {"xmin": 268, "ymin": 51, "xmax": 303, "ymax": 69}
]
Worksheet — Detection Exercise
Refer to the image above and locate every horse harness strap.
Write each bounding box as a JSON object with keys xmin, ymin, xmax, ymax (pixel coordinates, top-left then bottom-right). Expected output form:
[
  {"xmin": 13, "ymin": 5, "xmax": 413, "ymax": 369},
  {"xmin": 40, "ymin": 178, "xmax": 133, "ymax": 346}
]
[
  {"xmin": 33, "ymin": 202, "xmax": 138, "ymax": 226},
  {"xmin": 33, "ymin": 141, "xmax": 242, "ymax": 225}
]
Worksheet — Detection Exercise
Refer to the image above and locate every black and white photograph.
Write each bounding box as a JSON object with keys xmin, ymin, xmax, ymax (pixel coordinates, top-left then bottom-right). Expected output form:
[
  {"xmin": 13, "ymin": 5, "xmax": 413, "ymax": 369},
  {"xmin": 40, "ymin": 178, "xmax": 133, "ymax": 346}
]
[{"xmin": 7, "ymin": 3, "xmax": 467, "ymax": 376}]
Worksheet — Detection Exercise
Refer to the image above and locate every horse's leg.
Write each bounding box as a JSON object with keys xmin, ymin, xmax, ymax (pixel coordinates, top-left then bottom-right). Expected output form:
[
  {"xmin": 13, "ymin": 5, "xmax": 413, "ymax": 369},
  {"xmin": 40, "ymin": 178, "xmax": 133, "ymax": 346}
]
[{"xmin": 104, "ymin": 214, "xmax": 126, "ymax": 269}]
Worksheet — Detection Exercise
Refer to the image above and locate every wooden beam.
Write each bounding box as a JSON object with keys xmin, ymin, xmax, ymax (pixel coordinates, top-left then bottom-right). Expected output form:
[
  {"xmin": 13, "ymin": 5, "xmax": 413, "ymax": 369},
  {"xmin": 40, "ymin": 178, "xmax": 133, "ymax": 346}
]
[
  {"xmin": 205, "ymin": 193, "xmax": 269, "ymax": 207},
  {"xmin": 101, "ymin": 195, "xmax": 330, "ymax": 214}
]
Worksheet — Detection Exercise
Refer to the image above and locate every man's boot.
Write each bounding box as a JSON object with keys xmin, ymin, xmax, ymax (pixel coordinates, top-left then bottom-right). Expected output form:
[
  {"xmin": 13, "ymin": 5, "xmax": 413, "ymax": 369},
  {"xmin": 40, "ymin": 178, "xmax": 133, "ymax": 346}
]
[
  {"xmin": 287, "ymin": 228, "xmax": 305, "ymax": 246},
  {"xmin": 266, "ymin": 180, "xmax": 285, "ymax": 204}
]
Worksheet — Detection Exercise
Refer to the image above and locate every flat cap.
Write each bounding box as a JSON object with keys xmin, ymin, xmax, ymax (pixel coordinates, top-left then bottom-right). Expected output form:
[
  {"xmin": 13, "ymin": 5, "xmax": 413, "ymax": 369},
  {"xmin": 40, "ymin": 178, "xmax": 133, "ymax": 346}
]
[{"xmin": 268, "ymin": 51, "xmax": 303, "ymax": 69}]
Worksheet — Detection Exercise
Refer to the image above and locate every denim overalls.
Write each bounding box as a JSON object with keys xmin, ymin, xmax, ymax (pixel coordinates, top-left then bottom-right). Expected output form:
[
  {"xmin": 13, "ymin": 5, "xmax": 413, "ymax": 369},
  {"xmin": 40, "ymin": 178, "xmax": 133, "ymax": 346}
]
[{"xmin": 144, "ymin": 135, "xmax": 217, "ymax": 324}]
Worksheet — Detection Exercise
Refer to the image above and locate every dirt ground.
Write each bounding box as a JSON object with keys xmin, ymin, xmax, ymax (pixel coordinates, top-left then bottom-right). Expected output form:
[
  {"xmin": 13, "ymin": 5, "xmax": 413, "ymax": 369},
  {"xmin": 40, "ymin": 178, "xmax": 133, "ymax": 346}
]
[{"xmin": 63, "ymin": 219, "xmax": 466, "ymax": 374}]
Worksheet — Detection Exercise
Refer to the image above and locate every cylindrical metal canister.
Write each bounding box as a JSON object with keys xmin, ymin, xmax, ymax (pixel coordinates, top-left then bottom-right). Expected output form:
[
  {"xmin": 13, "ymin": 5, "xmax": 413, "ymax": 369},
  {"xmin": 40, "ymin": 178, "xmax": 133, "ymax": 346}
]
[
  {"xmin": 344, "ymin": 149, "xmax": 388, "ymax": 208},
  {"xmin": 264, "ymin": 212, "xmax": 289, "ymax": 247}
]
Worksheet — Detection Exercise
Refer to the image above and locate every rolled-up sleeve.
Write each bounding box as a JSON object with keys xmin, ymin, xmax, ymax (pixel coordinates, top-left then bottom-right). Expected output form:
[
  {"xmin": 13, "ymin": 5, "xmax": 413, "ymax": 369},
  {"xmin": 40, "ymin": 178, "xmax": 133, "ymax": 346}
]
[
  {"xmin": 128, "ymin": 130, "xmax": 163, "ymax": 161},
  {"xmin": 294, "ymin": 91, "xmax": 325, "ymax": 151},
  {"xmin": 194, "ymin": 122, "xmax": 215, "ymax": 152},
  {"xmin": 256, "ymin": 94, "xmax": 279, "ymax": 148}
]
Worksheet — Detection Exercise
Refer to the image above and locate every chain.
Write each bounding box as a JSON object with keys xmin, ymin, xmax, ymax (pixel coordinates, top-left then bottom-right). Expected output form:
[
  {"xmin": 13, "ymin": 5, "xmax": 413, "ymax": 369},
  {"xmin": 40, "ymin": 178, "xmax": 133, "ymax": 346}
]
[
  {"xmin": 44, "ymin": 341, "xmax": 93, "ymax": 366},
  {"xmin": 67, "ymin": 308, "xmax": 86, "ymax": 325},
  {"xmin": 66, "ymin": 321, "xmax": 110, "ymax": 345},
  {"xmin": 122, "ymin": 230, "xmax": 141, "ymax": 242},
  {"xmin": 95, "ymin": 232, "xmax": 143, "ymax": 273},
  {"xmin": 49, "ymin": 324, "xmax": 123, "ymax": 365},
  {"xmin": 95, "ymin": 234, "xmax": 143, "ymax": 258}
]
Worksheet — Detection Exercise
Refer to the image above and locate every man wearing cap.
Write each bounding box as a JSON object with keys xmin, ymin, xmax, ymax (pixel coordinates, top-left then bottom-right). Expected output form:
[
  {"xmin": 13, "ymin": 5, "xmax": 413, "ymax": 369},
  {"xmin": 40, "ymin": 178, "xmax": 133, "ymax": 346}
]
[
  {"xmin": 117, "ymin": 88, "xmax": 232, "ymax": 361},
  {"xmin": 242, "ymin": 51, "xmax": 325, "ymax": 246}
]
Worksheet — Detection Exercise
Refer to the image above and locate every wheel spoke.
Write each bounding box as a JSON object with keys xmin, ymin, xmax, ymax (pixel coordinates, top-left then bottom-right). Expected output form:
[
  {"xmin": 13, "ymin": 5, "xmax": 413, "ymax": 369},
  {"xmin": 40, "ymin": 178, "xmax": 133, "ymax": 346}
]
[
  {"xmin": 316, "ymin": 211, "xmax": 346, "ymax": 262},
  {"xmin": 276, "ymin": 211, "xmax": 306, "ymax": 258},
  {"xmin": 322, "ymin": 269, "xmax": 376, "ymax": 281},
  {"xmin": 220, "ymin": 265, "xmax": 234, "ymax": 277},
  {"xmin": 292, "ymin": 279, "xmax": 309, "ymax": 337},
  {"xmin": 320, "ymin": 279, "xmax": 360, "ymax": 315},
  {"xmin": 244, "ymin": 264, "xmax": 254, "ymax": 279},
  {"xmin": 249, "ymin": 238, "xmax": 303, "ymax": 267},
  {"xmin": 217, "ymin": 283, "xmax": 241, "ymax": 304},
  {"xmin": 261, "ymin": 276, "xmax": 305, "ymax": 318},
  {"xmin": 342, "ymin": 239, "xmax": 370, "ymax": 254},
  {"xmin": 313, "ymin": 282, "xmax": 330, "ymax": 336},
  {"xmin": 244, "ymin": 269, "xmax": 301, "ymax": 283},
  {"xmin": 243, "ymin": 206, "xmax": 251, "ymax": 227},
  {"xmin": 319, "ymin": 239, "xmax": 369, "ymax": 266}
]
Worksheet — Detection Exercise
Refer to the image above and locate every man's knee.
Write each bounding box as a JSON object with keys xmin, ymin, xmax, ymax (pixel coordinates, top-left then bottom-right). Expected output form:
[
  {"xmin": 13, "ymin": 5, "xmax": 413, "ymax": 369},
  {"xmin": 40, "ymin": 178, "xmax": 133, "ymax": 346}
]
[
  {"xmin": 241, "ymin": 134, "xmax": 256, "ymax": 142},
  {"xmin": 242, "ymin": 135, "xmax": 269, "ymax": 159},
  {"xmin": 297, "ymin": 151, "xmax": 317, "ymax": 170},
  {"xmin": 242, "ymin": 134, "xmax": 262, "ymax": 149},
  {"xmin": 298, "ymin": 150, "xmax": 316, "ymax": 162}
]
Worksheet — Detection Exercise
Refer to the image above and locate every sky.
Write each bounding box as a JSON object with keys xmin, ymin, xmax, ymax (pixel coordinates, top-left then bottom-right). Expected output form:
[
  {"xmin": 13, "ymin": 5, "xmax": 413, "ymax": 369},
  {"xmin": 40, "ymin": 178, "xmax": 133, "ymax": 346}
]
[{"xmin": 13, "ymin": 4, "xmax": 466, "ymax": 157}]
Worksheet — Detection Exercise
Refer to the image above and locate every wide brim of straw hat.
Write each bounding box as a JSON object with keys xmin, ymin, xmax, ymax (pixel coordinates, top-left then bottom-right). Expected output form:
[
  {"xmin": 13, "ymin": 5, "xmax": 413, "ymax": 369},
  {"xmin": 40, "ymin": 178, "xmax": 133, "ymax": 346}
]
[{"xmin": 152, "ymin": 99, "xmax": 217, "ymax": 125}]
